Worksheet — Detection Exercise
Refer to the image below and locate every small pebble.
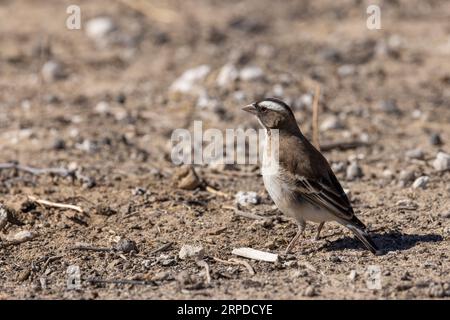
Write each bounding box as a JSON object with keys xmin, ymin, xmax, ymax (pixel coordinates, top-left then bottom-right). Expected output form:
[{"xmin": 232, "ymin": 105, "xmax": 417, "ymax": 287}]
[
  {"xmin": 405, "ymin": 148, "xmax": 424, "ymax": 160},
  {"xmin": 94, "ymin": 101, "xmax": 111, "ymax": 114},
  {"xmin": 378, "ymin": 99, "xmax": 400, "ymax": 114},
  {"xmin": 346, "ymin": 162, "xmax": 363, "ymax": 181},
  {"xmin": 41, "ymin": 60, "xmax": 65, "ymax": 82},
  {"xmin": 433, "ymin": 152, "xmax": 450, "ymax": 171},
  {"xmin": 399, "ymin": 170, "xmax": 415, "ymax": 183},
  {"xmin": 178, "ymin": 244, "xmax": 204, "ymax": 260},
  {"xmin": 20, "ymin": 200, "xmax": 36, "ymax": 213},
  {"xmin": 337, "ymin": 64, "xmax": 356, "ymax": 77},
  {"xmin": 115, "ymin": 238, "xmax": 138, "ymax": 253},
  {"xmin": 160, "ymin": 258, "xmax": 176, "ymax": 267},
  {"xmin": 382, "ymin": 169, "xmax": 394, "ymax": 179},
  {"xmin": 170, "ymin": 65, "xmax": 210, "ymax": 94},
  {"xmin": 412, "ymin": 176, "xmax": 429, "ymax": 189},
  {"xmin": 52, "ymin": 138, "xmax": 66, "ymax": 150},
  {"xmin": 116, "ymin": 93, "xmax": 126, "ymax": 104},
  {"xmin": 174, "ymin": 166, "xmax": 202, "ymax": 190},
  {"xmin": 85, "ymin": 17, "xmax": 116, "ymax": 41},
  {"xmin": 428, "ymin": 283, "xmax": 445, "ymax": 298},
  {"xmin": 440, "ymin": 211, "xmax": 450, "ymax": 219},
  {"xmin": 6, "ymin": 230, "xmax": 35, "ymax": 244},
  {"xmin": 216, "ymin": 63, "xmax": 238, "ymax": 87},
  {"xmin": 0, "ymin": 205, "xmax": 9, "ymax": 230},
  {"xmin": 396, "ymin": 199, "xmax": 418, "ymax": 210},
  {"xmin": 331, "ymin": 161, "xmax": 346, "ymax": 173},
  {"xmin": 320, "ymin": 115, "xmax": 344, "ymax": 131},
  {"xmin": 239, "ymin": 66, "xmax": 264, "ymax": 81},
  {"xmin": 132, "ymin": 187, "xmax": 146, "ymax": 196},
  {"xmin": 348, "ymin": 270, "xmax": 357, "ymax": 281},
  {"xmin": 294, "ymin": 94, "xmax": 313, "ymax": 110},
  {"xmin": 429, "ymin": 133, "xmax": 442, "ymax": 146},
  {"xmin": 235, "ymin": 191, "xmax": 260, "ymax": 206},
  {"xmin": 303, "ymin": 285, "xmax": 316, "ymax": 297}
]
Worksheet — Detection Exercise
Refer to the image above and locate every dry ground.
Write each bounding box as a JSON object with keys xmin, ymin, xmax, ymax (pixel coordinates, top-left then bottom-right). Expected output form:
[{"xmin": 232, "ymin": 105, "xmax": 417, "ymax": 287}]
[{"xmin": 0, "ymin": 0, "xmax": 450, "ymax": 299}]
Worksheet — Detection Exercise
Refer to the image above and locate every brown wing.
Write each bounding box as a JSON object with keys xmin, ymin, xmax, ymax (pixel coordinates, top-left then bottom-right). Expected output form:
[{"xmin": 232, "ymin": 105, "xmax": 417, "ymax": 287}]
[
  {"xmin": 293, "ymin": 169, "xmax": 354, "ymax": 221},
  {"xmin": 278, "ymin": 133, "xmax": 354, "ymax": 221}
]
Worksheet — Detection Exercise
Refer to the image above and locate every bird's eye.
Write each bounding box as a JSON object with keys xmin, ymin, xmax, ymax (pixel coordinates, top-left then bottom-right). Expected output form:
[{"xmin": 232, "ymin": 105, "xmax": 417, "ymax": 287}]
[{"xmin": 260, "ymin": 106, "xmax": 267, "ymax": 112}]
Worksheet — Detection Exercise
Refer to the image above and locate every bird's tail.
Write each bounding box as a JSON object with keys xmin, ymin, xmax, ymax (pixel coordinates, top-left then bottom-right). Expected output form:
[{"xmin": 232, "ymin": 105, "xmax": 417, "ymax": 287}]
[{"xmin": 346, "ymin": 217, "xmax": 381, "ymax": 256}]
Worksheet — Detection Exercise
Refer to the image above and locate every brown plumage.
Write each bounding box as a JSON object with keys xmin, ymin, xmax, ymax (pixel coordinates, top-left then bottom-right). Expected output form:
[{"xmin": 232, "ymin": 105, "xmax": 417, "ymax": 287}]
[{"xmin": 243, "ymin": 97, "xmax": 381, "ymax": 255}]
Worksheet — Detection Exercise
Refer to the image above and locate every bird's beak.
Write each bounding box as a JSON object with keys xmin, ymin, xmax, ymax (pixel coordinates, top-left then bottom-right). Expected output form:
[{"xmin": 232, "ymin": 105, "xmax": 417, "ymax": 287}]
[{"xmin": 242, "ymin": 103, "xmax": 258, "ymax": 115}]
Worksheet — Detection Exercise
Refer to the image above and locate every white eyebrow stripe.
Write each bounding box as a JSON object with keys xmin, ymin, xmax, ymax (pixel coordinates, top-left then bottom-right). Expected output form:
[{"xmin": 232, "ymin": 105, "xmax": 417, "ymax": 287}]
[{"xmin": 259, "ymin": 101, "xmax": 286, "ymax": 112}]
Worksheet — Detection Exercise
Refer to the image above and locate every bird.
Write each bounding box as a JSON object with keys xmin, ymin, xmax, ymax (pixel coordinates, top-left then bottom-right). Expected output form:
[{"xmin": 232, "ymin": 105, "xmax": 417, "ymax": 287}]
[{"xmin": 242, "ymin": 97, "xmax": 381, "ymax": 255}]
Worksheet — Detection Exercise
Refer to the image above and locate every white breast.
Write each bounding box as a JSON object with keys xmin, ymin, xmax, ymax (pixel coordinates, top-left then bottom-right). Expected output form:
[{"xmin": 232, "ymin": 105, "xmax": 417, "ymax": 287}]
[{"xmin": 261, "ymin": 132, "xmax": 334, "ymax": 224}]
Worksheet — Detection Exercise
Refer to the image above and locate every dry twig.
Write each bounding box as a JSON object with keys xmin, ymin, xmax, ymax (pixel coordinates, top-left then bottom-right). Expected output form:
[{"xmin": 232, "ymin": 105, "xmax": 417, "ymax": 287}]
[
  {"xmin": 0, "ymin": 162, "xmax": 92, "ymax": 184},
  {"xmin": 88, "ymin": 278, "xmax": 154, "ymax": 286},
  {"xmin": 320, "ymin": 140, "xmax": 370, "ymax": 152},
  {"xmin": 70, "ymin": 245, "xmax": 112, "ymax": 252},
  {"xmin": 205, "ymin": 185, "xmax": 229, "ymax": 198},
  {"xmin": 213, "ymin": 257, "xmax": 255, "ymax": 275},
  {"xmin": 28, "ymin": 195, "xmax": 85, "ymax": 214},
  {"xmin": 149, "ymin": 242, "xmax": 173, "ymax": 255}
]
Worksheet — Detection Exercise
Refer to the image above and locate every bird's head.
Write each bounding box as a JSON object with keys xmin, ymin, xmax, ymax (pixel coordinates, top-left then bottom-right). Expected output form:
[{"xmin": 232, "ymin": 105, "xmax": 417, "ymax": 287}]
[{"xmin": 242, "ymin": 98, "xmax": 298, "ymax": 131}]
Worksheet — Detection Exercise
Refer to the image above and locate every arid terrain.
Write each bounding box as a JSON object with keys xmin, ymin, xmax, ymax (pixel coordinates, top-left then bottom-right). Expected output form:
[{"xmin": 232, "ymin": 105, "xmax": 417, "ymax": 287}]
[{"xmin": 0, "ymin": 0, "xmax": 449, "ymax": 299}]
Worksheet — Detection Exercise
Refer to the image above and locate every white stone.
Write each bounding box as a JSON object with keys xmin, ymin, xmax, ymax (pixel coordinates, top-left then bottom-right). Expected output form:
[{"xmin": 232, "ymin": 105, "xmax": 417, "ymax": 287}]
[
  {"xmin": 331, "ymin": 161, "xmax": 346, "ymax": 173},
  {"xmin": 85, "ymin": 17, "xmax": 116, "ymax": 40},
  {"xmin": 297, "ymin": 94, "xmax": 313, "ymax": 109},
  {"xmin": 433, "ymin": 152, "xmax": 450, "ymax": 171},
  {"xmin": 337, "ymin": 64, "xmax": 356, "ymax": 77},
  {"xmin": 170, "ymin": 65, "xmax": 210, "ymax": 94},
  {"xmin": 320, "ymin": 115, "xmax": 344, "ymax": 131},
  {"xmin": 178, "ymin": 244, "xmax": 204, "ymax": 260},
  {"xmin": 239, "ymin": 66, "xmax": 264, "ymax": 81},
  {"xmin": 41, "ymin": 60, "xmax": 64, "ymax": 82},
  {"xmin": 272, "ymin": 84, "xmax": 284, "ymax": 96},
  {"xmin": 382, "ymin": 169, "xmax": 394, "ymax": 179},
  {"xmin": 348, "ymin": 270, "xmax": 357, "ymax": 281},
  {"xmin": 412, "ymin": 176, "xmax": 429, "ymax": 189},
  {"xmin": 7, "ymin": 230, "xmax": 35, "ymax": 244},
  {"xmin": 405, "ymin": 148, "xmax": 424, "ymax": 160},
  {"xmin": 216, "ymin": 63, "xmax": 238, "ymax": 87},
  {"xmin": 0, "ymin": 205, "xmax": 8, "ymax": 230},
  {"xmin": 94, "ymin": 101, "xmax": 110, "ymax": 114},
  {"xmin": 235, "ymin": 191, "xmax": 260, "ymax": 206},
  {"xmin": 399, "ymin": 170, "xmax": 415, "ymax": 183},
  {"xmin": 346, "ymin": 162, "xmax": 363, "ymax": 180}
]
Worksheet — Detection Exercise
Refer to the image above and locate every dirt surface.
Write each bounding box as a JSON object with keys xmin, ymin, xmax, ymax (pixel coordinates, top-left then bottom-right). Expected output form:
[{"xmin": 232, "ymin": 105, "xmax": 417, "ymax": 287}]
[{"xmin": 1, "ymin": 0, "xmax": 450, "ymax": 299}]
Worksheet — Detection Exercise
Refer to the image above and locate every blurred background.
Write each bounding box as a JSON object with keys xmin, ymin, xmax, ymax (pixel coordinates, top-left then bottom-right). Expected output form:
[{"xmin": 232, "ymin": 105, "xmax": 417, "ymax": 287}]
[{"xmin": 0, "ymin": 0, "xmax": 449, "ymax": 299}]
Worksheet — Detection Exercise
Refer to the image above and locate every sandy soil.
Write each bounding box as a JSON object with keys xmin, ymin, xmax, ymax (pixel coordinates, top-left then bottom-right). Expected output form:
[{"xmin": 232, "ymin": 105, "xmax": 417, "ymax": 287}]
[{"xmin": 0, "ymin": 0, "xmax": 449, "ymax": 299}]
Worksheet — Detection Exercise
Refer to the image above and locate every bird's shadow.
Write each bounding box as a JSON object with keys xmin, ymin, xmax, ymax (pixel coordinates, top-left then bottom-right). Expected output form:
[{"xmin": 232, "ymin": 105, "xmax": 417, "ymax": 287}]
[{"xmin": 321, "ymin": 231, "xmax": 443, "ymax": 254}]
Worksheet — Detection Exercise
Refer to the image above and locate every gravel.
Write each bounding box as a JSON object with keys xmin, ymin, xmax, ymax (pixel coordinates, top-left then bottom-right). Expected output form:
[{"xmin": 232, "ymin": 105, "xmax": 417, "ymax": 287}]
[
  {"xmin": 412, "ymin": 176, "xmax": 429, "ymax": 189},
  {"xmin": 405, "ymin": 148, "xmax": 425, "ymax": 160},
  {"xmin": 41, "ymin": 60, "xmax": 65, "ymax": 82},
  {"xmin": 216, "ymin": 63, "xmax": 238, "ymax": 87},
  {"xmin": 239, "ymin": 66, "xmax": 264, "ymax": 81},
  {"xmin": 170, "ymin": 65, "xmax": 210, "ymax": 95},
  {"xmin": 85, "ymin": 17, "xmax": 116, "ymax": 41},
  {"xmin": 235, "ymin": 191, "xmax": 261, "ymax": 206},
  {"xmin": 432, "ymin": 152, "xmax": 450, "ymax": 171},
  {"xmin": 178, "ymin": 244, "xmax": 205, "ymax": 260},
  {"xmin": 346, "ymin": 162, "xmax": 364, "ymax": 180}
]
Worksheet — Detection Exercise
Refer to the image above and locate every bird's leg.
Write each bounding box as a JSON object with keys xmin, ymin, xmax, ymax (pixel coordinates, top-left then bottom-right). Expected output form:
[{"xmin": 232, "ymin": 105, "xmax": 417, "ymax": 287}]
[
  {"xmin": 314, "ymin": 222, "xmax": 325, "ymax": 241},
  {"xmin": 285, "ymin": 222, "xmax": 305, "ymax": 254}
]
